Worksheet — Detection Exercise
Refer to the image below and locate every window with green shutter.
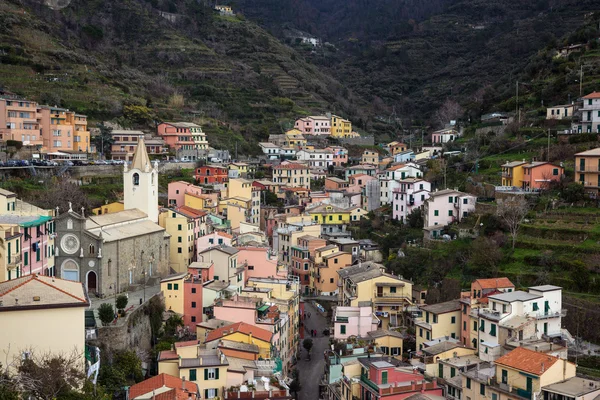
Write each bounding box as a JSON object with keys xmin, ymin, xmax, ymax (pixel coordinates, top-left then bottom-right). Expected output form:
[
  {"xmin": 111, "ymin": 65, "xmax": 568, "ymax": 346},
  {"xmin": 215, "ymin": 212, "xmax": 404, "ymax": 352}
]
[
  {"xmin": 382, "ymin": 371, "xmax": 388, "ymax": 384},
  {"xmin": 451, "ymin": 316, "xmax": 456, "ymax": 323},
  {"xmin": 434, "ymin": 210, "xmax": 439, "ymax": 216},
  {"xmin": 448, "ymin": 210, "xmax": 453, "ymax": 216},
  {"xmin": 167, "ymin": 283, "xmax": 172, "ymax": 290},
  {"xmin": 490, "ymin": 324, "xmax": 497, "ymax": 337},
  {"xmin": 480, "ymin": 320, "xmax": 485, "ymax": 331},
  {"xmin": 532, "ymin": 302, "xmax": 539, "ymax": 311},
  {"xmin": 340, "ymin": 325, "xmax": 346, "ymax": 334},
  {"xmin": 501, "ymin": 369, "xmax": 508, "ymax": 384},
  {"xmin": 189, "ymin": 369, "xmax": 197, "ymax": 381},
  {"xmin": 466, "ymin": 377, "xmax": 471, "ymax": 389},
  {"xmin": 448, "ymin": 196, "xmax": 453, "ymax": 203},
  {"xmin": 174, "ymin": 283, "xmax": 179, "ymax": 290},
  {"xmin": 204, "ymin": 369, "xmax": 209, "ymax": 380},
  {"xmin": 438, "ymin": 363, "xmax": 443, "ymax": 378},
  {"xmin": 24, "ymin": 252, "xmax": 28, "ymax": 266},
  {"xmin": 36, "ymin": 248, "xmax": 40, "ymax": 261},
  {"xmin": 390, "ymin": 286, "xmax": 396, "ymax": 293},
  {"xmin": 450, "ymin": 367, "xmax": 455, "ymax": 377},
  {"xmin": 480, "ymin": 384, "xmax": 485, "ymax": 396}
]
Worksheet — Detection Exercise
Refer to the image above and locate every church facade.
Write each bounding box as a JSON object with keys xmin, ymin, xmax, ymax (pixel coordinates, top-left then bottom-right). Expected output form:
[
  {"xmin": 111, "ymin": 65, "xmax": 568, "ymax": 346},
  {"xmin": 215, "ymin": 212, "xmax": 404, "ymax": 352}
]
[{"xmin": 54, "ymin": 138, "xmax": 171, "ymax": 295}]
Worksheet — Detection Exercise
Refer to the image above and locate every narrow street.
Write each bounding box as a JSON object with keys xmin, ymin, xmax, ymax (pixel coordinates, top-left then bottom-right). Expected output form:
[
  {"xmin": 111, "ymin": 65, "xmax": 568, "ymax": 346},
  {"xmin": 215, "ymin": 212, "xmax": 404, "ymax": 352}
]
[{"xmin": 297, "ymin": 302, "xmax": 330, "ymax": 400}]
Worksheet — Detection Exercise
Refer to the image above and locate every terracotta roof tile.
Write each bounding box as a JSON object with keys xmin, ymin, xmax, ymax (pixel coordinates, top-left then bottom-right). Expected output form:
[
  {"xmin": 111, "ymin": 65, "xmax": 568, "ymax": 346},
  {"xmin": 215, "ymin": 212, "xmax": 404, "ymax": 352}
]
[
  {"xmin": 157, "ymin": 350, "xmax": 178, "ymax": 361},
  {"xmin": 177, "ymin": 206, "xmax": 207, "ymax": 218},
  {"xmin": 128, "ymin": 373, "xmax": 198, "ymax": 400},
  {"xmin": 205, "ymin": 321, "xmax": 273, "ymax": 343},
  {"xmin": 495, "ymin": 347, "xmax": 560, "ymax": 376},
  {"xmin": 582, "ymin": 91, "xmax": 600, "ymax": 99},
  {"xmin": 474, "ymin": 278, "xmax": 514, "ymax": 290},
  {"xmin": 273, "ymin": 163, "xmax": 309, "ymax": 170}
]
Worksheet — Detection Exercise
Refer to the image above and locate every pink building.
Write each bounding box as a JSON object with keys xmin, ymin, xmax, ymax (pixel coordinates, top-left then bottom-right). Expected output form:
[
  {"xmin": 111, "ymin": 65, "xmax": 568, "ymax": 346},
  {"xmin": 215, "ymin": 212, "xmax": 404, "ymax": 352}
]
[
  {"xmin": 333, "ymin": 306, "xmax": 379, "ymax": 340},
  {"xmin": 294, "ymin": 116, "xmax": 331, "ymax": 135},
  {"xmin": 21, "ymin": 217, "xmax": 55, "ymax": 277},
  {"xmin": 347, "ymin": 174, "xmax": 377, "ymax": 194},
  {"xmin": 358, "ymin": 357, "xmax": 442, "ymax": 400},
  {"xmin": 237, "ymin": 247, "xmax": 279, "ymax": 282},
  {"xmin": 326, "ymin": 146, "xmax": 348, "ymax": 166},
  {"xmin": 187, "ymin": 261, "xmax": 214, "ymax": 282},
  {"xmin": 521, "ymin": 161, "xmax": 564, "ymax": 190},
  {"xmin": 392, "ymin": 178, "xmax": 431, "ymax": 222},
  {"xmin": 197, "ymin": 231, "xmax": 233, "ymax": 255},
  {"xmin": 183, "ymin": 274, "xmax": 203, "ymax": 329},
  {"xmin": 168, "ymin": 181, "xmax": 203, "ymax": 207},
  {"xmin": 423, "ymin": 189, "xmax": 476, "ymax": 229},
  {"xmin": 212, "ymin": 295, "xmax": 280, "ymax": 342}
]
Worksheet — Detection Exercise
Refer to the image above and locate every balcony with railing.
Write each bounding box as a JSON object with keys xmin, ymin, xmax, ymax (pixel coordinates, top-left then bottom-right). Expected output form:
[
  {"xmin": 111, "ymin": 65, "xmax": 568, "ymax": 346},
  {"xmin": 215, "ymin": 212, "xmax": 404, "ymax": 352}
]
[
  {"xmin": 490, "ymin": 379, "xmax": 532, "ymax": 400},
  {"xmin": 373, "ymin": 291, "xmax": 411, "ymax": 302},
  {"xmin": 534, "ymin": 309, "xmax": 566, "ymax": 319},
  {"xmin": 8, "ymin": 254, "xmax": 22, "ymax": 267},
  {"xmin": 575, "ymin": 165, "xmax": 600, "ymax": 173}
]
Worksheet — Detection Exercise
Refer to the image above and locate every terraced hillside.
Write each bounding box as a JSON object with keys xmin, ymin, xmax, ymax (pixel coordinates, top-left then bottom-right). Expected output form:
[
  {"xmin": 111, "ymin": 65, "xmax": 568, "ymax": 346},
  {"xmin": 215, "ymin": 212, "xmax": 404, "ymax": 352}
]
[{"xmin": 0, "ymin": 0, "xmax": 368, "ymax": 153}]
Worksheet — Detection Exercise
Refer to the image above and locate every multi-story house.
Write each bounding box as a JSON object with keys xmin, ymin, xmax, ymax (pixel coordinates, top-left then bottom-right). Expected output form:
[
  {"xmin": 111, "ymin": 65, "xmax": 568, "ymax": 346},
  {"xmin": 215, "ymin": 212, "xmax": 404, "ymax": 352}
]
[
  {"xmin": 0, "ymin": 97, "xmax": 42, "ymax": 146},
  {"xmin": 160, "ymin": 268, "xmax": 208, "ymax": 330},
  {"xmin": 259, "ymin": 142, "xmax": 281, "ymax": 158},
  {"xmin": 296, "ymin": 149, "xmax": 334, "ymax": 170},
  {"xmin": 128, "ymin": 374, "xmax": 200, "ymax": 400},
  {"xmin": 385, "ymin": 141, "xmax": 408, "ymax": 156},
  {"xmin": 291, "ymin": 235, "xmax": 326, "ymax": 293},
  {"xmin": 40, "ymin": 106, "xmax": 91, "ymax": 154},
  {"xmin": 295, "ymin": 115, "xmax": 331, "ymax": 135},
  {"xmin": 487, "ymin": 347, "xmax": 576, "ymax": 400},
  {"xmin": 356, "ymin": 356, "xmax": 442, "ymax": 400},
  {"xmin": 327, "ymin": 146, "xmax": 348, "ymax": 166},
  {"xmin": 345, "ymin": 164, "xmax": 377, "ymax": 179},
  {"xmin": 337, "ymin": 262, "xmax": 412, "ymax": 330},
  {"xmin": 203, "ymin": 321, "xmax": 274, "ymax": 359},
  {"xmin": 223, "ymin": 178, "xmax": 260, "ymax": 226},
  {"xmin": 272, "ymin": 162, "xmax": 311, "ymax": 189},
  {"xmin": 392, "ymin": 178, "xmax": 431, "ymax": 222},
  {"xmin": 0, "ymin": 225, "xmax": 23, "ymax": 282},
  {"xmin": 198, "ymin": 246, "xmax": 243, "ymax": 290},
  {"xmin": 159, "ymin": 206, "xmax": 207, "ymax": 273},
  {"xmin": 361, "ymin": 150, "xmax": 380, "ymax": 165},
  {"xmin": 168, "ymin": 181, "xmax": 203, "ymax": 207},
  {"xmin": 546, "ymin": 103, "xmax": 575, "ymax": 120},
  {"xmin": 501, "ymin": 160, "xmax": 528, "ymax": 187},
  {"xmin": 576, "ymin": 92, "xmax": 600, "ymax": 133},
  {"xmin": 0, "ymin": 274, "xmax": 89, "ymax": 373},
  {"xmin": 393, "ymin": 150, "xmax": 415, "ymax": 164},
  {"xmin": 197, "ymin": 231, "xmax": 232, "ymax": 254},
  {"xmin": 331, "ymin": 115, "xmax": 353, "ymax": 138},
  {"xmin": 415, "ymin": 300, "xmax": 461, "ymax": 350},
  {"xmin": 310, "ymin": 245, "xmax": 351, "ymax": 295},
  {"xmin": 306, "ymin": 203, "xmax": 351, "ymax": 236},
  {"xmin": 460, "ymin": 277, "xmax": 515, "ymax": 349},
  {"xmin": 325, "ymin": 177, "xmax": 349, "ymax": 191},
  {"xmin": 274, "ymin": 218, "xmax": 321, "ymax": 266},
  {"xmin": 333, "ymin": 305, "xmax": 379, "ymax": 340},
  {"xmin": 158, "ymin": 344, "xmax": 229, "ymax": 400},
  {"xmin": 157, "ymin": 122, "xmax": 208, "ymax": 160},
  {"xmin": 431, "ymin": 128, "xmax": 459, "ymax": 144},
  {"xmin": 423, "ymin": 189, "xmax": 476, "ymax": 230},
  {"xmin": 473, "ymin": 285, "xmax": 568, "ymax": 362},
  {"xmin": 542, "ymin": 377, "xmax": 600, "ymax": 400},
  {"xmin": 522, "ymin": 162, "xmax": 564, "ymax": 191},
  {"xmin": 110, "ymin": 129, "xmax": 144, "ymax": 160},
  {"xmin": 195, "ymin": 165, "xmax": 229, "ymax": 185},
  {"xmin": 575, "ymin": 148, "xmax": 600, "ymax": 195},
  {"xmin": 384, "ymin": 163, "xmax": 422, "ymax": 180}
]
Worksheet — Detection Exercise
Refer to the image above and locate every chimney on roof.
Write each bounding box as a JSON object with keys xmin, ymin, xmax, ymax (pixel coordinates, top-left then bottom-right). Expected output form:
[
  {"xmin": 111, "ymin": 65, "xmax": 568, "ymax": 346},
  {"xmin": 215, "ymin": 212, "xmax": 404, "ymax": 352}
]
[{"xmin": 182, "ymin": 376, "xmax": 186, "ymax": 390}]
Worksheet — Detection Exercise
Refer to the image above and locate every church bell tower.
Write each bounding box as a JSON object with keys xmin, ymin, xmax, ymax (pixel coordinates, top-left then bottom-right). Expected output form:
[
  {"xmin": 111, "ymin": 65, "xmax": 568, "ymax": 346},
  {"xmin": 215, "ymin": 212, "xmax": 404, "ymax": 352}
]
[{"xmin": 123, "ymin": 137, "xmax": 159, "ymax": 222}]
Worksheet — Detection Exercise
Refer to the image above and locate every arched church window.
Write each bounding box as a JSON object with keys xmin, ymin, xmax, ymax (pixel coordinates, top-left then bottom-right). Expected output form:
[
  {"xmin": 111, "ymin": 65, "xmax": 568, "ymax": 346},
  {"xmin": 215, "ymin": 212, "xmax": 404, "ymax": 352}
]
[
  {"xmin": 133, "ymin": 173, "xmax": 140, "ymax": 186},
  {"xmin": 89, "ymin": 244, "xmax": 95, "ymax": 255}
]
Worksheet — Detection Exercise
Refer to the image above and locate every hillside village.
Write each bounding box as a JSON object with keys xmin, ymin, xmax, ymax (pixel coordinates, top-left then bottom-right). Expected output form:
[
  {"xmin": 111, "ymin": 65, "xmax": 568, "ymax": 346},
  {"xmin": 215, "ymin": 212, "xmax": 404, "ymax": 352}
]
[{"xmin": 3, "ymin": 82, "xmax": 600, "ymax": 400}]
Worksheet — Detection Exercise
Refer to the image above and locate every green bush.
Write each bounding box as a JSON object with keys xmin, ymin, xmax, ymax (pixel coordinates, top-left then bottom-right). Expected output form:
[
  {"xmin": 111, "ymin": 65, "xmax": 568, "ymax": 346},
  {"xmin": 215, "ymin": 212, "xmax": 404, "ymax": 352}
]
[
  {"xmin": 98, "ymin": 303, "xmax": 114, "ymax": 326},
  {"xmin": 116, "ymin": 294, "xmax": 128, "ymax": 311}
]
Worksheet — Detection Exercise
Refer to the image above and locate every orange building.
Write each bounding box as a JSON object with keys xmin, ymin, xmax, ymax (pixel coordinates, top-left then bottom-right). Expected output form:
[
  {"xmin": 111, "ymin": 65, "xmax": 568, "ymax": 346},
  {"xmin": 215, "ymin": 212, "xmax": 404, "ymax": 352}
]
[
  {"xmin": 521, "ymin": 161, "xmax": 564, "ymax": 190},
  {"xmin": 311, "ymin": 245, "xmax": 351, "ymax": 296},
  {"xmin": 0, "ymin": 98, "xmax": 42, "ymax": 146},
  {"xmin": 39, "ymin": 106, "xmax": 91, "ymax": 154}
]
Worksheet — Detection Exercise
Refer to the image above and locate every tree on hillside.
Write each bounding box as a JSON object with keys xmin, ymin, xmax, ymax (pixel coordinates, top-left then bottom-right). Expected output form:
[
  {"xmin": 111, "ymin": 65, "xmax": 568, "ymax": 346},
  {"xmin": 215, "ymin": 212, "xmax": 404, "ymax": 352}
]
[
  {"xmin": 30, "ymin": 179, "xmax": 91, "ymax": 214},
  {"xmin": 92, "ymin": 123, "xmax": 114, "ymax": 159},
  {"xmin": 497, "ymin": 196, "xmax": 531, "ymax": 250},
  {"xmin": 434, "ymin": 99, "xmax": 463, "ymax": 128}
]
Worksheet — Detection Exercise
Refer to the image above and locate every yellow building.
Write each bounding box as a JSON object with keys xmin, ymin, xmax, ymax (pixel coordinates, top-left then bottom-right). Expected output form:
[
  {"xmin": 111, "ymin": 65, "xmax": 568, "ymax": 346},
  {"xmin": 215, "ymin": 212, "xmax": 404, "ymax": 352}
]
[
  {"xmin": 421, "ymin": 341, "xmax": 476, "ymax": 378},
  {"xmin": 0, "ymin": 274, "xmax": 89, "ymax": 372},
  {"xmin": 158, "ymin": 344, "xmax": 229, "ymax": 399},
  {"xmin": 228, "ymin": 162, "xmax": 249, "ymax": 177},
  {"xmin": 501, "ymin": 160, "xmax": 527, "ymax": 187},
  {"xmin": 272, "ymin": 163, "xmax": 311, "ymax": 189},
  {"xmin": 386, "ymin": 141, "xmax": 408, "ymax": 155},
  {"xmin": 204, "ymin": 321, "xmax": 273, "ymax": 359},
  {"xmin": 331, "ymin": 115, "xmax": 352, "ymax": 138},
  {"xmin": 307, "ymin": 203, "xmax": 351, "ymax": 226},
  {"xmin": 276, "ymin": 219, "xmax": 321, "ymax": 266},
  {"xmin": 349, "ymin": 206, "xmax": 369, "ymax": 222},
  {"xmin": 339, "ymin": 359, "xmax": 363, "ymax": 400},
  {"xmin": 222, "ymin": 178, "xmax": 260, "ymax": 225},
  {"xmin": 311, "ymin": 246, "xmax": 351, "ymax": 295},
  {"xmin": 184, "ymin": 192, "xmax": 217, "ymax": 214},
  {"xmin": 159, "ymin": 207, "xmax": 207, "ymax": 273},
  {"xmin": 362, "ymin": 150, "xmax": 379, "ymax": 165},
  {"xmin": 0, "ymin": 224, "xmax": 22, "ymax": 282},
  {"xmin": 416, "ymin": 300, "xmax": 461, "ymax": 350},
  {"xmin": 284, "ymin": 129, "xmax": 307, "ymax": 148},
  {"xmin": 160, "ymin": 273, "xmax": 187, "ymax": 314},
  {"xmin": 575, "ymin": 148, "xmax": 600, "ymax": 194},
  {"xmin": 337, "ymin": 261, "xmax": 413, "ymax": 330},
  {"xmin": 483, "ymin": 347, "xmax": 576, "ymax": 400},
  {"xmin": 366, "ymin": 329, "xmax": 405, "ymax": 357},
  {"xmin": 92, "ymin": 201, "xmax": 124, "ymax": 216}
]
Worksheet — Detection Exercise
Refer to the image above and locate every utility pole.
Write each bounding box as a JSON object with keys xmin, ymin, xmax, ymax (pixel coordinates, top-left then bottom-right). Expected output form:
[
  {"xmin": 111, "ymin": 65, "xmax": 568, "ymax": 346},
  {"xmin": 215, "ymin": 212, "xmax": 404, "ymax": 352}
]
[
  {"xmin": 516, "ymin": 80, "xmax": 519, "ymax": 118},
  {"xmin": 547, "ymin": 128, "xmax": 551, "ymax": 162},
  {"xmin": 580, "ymin": 64, "xmax": 583, "ymax": 97}
]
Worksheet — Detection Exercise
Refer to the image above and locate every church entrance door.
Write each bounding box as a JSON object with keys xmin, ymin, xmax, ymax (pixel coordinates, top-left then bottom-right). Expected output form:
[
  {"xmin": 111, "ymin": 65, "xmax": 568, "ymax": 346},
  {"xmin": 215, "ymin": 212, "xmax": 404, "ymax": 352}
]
[{"xmin": 87, "ymin": 271, "xmax": 97, "ymax": 293}]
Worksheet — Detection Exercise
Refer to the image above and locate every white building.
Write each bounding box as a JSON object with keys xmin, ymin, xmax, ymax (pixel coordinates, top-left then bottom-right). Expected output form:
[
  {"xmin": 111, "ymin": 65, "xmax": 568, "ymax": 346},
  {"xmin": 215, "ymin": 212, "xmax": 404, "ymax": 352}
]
[
  {"xmin": 392, "ymin": 178, "xmax": 431, "ymax": 222},
  {"xmin": 295, "ymin": 149, "xmax": 333, "ymax": 170},
  {"xmin": 423, "ymin": 189, "xmax": 476, "ymax": 229},
  {"xmin": 475, "ymin": 285, "xmax": 566, "ymax": 361},
  {"xmin": 576, "ymin": 92, "xmax": 600, "ymax": 133},
  {"xmin": 259, "ymin": 142, "xmax": 281, "ymax": 157},
  {"xmin": 123, "ymin": 137, "xmax": 159, "ymax": 223},
  {"xmin": 384, "ymin": 162, "xmax": 423, "ymax": 181}
]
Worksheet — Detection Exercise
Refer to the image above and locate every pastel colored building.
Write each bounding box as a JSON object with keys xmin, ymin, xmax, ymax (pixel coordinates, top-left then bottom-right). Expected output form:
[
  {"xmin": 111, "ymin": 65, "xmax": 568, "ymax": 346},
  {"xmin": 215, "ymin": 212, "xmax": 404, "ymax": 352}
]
[
  {"xmin": 0, "ymin": 225, "xmax": 23, "ymax": 282},
  {"xmin": 361, "ymin": 150, "xmax": 379, "ymax": 165},
  {"xmin": 521, "ymin": 161, "xmax": 564, "ymax": 191},
  {"xmin": 272, "ymin": 162, "xmax": 311, "ymax": 189},
  {"xmin": 158, "ymin": 344, "xmax": 228, "ymax": 400},
  {"xmin": 168, "ymin": 181, "xmax": 203, "ymax": 207},
  {"xmin": 392, "ymin": 178, "xmax": 431, "ymax": 222},
  {"xmin": 501, "ymin": 160, "xmax": 528, "ymax": 187},
  {"xmin": 385, "ymin": 141, "xmax": 408, "ymax": 155},
  {"xmin": 204, "ymin": 321, "xmax": 273, "ymax": 359},
  {"xmin": 157, "ymin": 122, "xmax": 208, "ymax": 160},
  {"xmin": 576, "ymin": 91, "xmax": 600, "ymax": 133},
  {"xmin": 423, "ymin": 189, "xmax": 476, "ymax": 230},
  {"xmin": 159, "ymin": 207, "xmax": 207, "ymax": 273},
  {"xmin": 237, "ymin": 247, "xmax": 279, "ymax": 281},
  {"xmin": 415, "ymin": 299, "xmax": 461, "ymax": 350},
  {"xmin": 197, "ymin": 231, "xmax": 233, "ymax": 254},
  {"xmin": 0, "ymin": 274, "xmax": 89, "ymax": 372},
  {"xmin": 110, "ymin": 129, "xmax": 144, "ymax": 161},
  {"xmin": 92, "ymin": 201, "xmax": 124, "ymax": 216},
  {"xmin": 291, "ymin": 235, "xmax": 326, "ymax": 293},
  {"xmin": 331, "ymin": 115, "xmax": 352, "ymax": 138},
  {"xmin": 333, "ymin": 306, "xmax": 378, "ymax": 340},
  {"xmin": 327, "ymin": 146, "xmax": 348, "ymax": 166},
  {"xmin": 325, "ymin": 177, "xmax": 349, "ymax": 190},
  {"xmin": 128, "ymin": 373, "xmax": 200, "ymax": 400},
  {"xmin": 296, "ymin": 149, "xmax": 334, "ymax": 170},
  {"xmin": 366, "ymin": 329, "xmax": 404, "ymax": 357},
  {"xmin": 40, "ymin": 106, "xmax": 91, "ymax": 154},
  {"xmin": 575, "ymin": 148, "xmax": 600, "ymax": 195},
  {"xmin": 546, "ymin": 103, "xmax": 574, "ymax": 120},
  {"xmin": 357, "ymin": 356, "xmax": 442, "ymax": 400},
  {"xmin": 345, "ymin": 164, "xmax": 377, "ymax": 180},
  {"xmin": 306, "ymin": 203, "xmax": 351, "ymax": 236},
  {"xmin": 431, "ymin": 128, "xmax": 459, "ymax": 144},
  {"xmin": 337, "ymin": 262, "xmax": 413, "ymax": 330},
  {"xmin": 294, "ymin": 115, "xmax": 331, "ymax": 135},
  {"xmin": 198, "ymin": 246, "xmax": 242, "ymax": 289},
  {"xmin": 384, "ymin": 163, "xmax": 423, "ymax": 180},
  {"xmin": 311, "ymin": 246, "xmax": 351, "ymax": 295},
  {"xmin": 195, "ymin": 165, "xmax": 229, "ymax": 185},
  {"xmin": 0, "ymin": 97, "xmax": 42, "ymax": 146},
  {"xmin": 161, "ymin": 273, "xmax": 187, "ymax": 315}
]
